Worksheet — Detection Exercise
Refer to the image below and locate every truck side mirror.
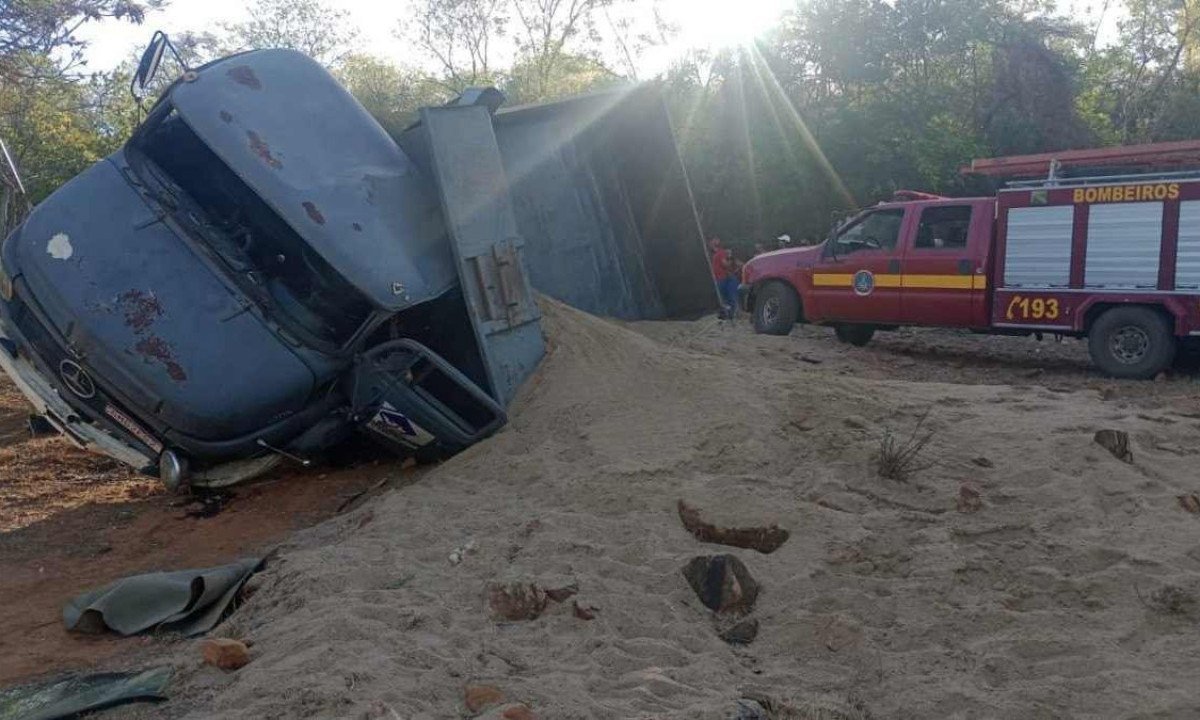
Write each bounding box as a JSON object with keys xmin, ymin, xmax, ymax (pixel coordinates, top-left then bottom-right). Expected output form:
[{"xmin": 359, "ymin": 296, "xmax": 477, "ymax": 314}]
[{"xmin": 132, "ymin": 32, "xmax": 169, "ymax": 100}]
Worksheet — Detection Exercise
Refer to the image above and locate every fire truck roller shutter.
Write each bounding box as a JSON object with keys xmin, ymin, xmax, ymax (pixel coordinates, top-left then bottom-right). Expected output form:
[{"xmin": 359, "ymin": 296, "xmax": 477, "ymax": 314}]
[
  {"xmin": 1175, "ymin": 201, "xmax": 1200, "ymax": 288},
  {"xmin": 1004, "ymin": 206, "xmax": 1073, "ymax": 288},
  {"xmin": 1085, "ymin": 202, "xmax": 1163, "ymax": 289}
]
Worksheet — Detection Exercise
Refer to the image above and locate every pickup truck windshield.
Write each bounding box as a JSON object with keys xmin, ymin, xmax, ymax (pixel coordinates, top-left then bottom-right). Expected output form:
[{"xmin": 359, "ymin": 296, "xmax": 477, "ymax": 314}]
[
  {"xmin": 833, "ymin": 209, "xmax": 905, "ymax": 255},
  {"xmin": 131, "ymin": 109, "xmax": 372, "ymax": 348}
]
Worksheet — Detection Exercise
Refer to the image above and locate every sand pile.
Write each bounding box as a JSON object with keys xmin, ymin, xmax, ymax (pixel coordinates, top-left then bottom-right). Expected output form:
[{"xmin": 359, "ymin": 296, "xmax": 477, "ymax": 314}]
[{"xmin": 124, "ymin": 300, "xmax": 1200, "ymax": 719}]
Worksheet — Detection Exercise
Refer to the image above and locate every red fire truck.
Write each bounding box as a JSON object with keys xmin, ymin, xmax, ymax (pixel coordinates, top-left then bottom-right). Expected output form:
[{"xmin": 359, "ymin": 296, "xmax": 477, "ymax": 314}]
[{"xmin": 739, "ymin": 141, "xmax": 1200, "ymax": 379}]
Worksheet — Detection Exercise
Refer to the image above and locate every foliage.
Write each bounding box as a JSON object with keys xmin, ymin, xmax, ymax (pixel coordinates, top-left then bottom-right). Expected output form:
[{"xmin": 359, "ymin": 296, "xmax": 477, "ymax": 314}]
[
  {"xmin": 0, "ymin": 0, "xmax": 159, "ymax": 82},
  {"xmin": 10, "ymin": 0, "xmax": 1200, "ymax": 257},
  {"xmin": 401, "ymin": 0, "xmax": 510, "ymax": 92},
  {"xmin": 336, "ymin": 54, "xmax": 449, "ymax": 136},
  {"xmin": 219, "ymin": 0, "xmax": 358, "ymax": 68}
]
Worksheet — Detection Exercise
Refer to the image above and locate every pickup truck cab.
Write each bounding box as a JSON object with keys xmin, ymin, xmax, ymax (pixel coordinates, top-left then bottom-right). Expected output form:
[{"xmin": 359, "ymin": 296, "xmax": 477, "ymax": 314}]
[{"xmin": 742, "ymin": 195, "xmax": 994, "ymax": 343}]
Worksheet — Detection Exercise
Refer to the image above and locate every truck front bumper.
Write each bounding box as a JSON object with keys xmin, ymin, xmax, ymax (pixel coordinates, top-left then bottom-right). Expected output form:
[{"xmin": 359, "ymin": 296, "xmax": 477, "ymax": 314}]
[{"xmin": 0, "ymin": 318, "xmax": 153, "ymax": 472}]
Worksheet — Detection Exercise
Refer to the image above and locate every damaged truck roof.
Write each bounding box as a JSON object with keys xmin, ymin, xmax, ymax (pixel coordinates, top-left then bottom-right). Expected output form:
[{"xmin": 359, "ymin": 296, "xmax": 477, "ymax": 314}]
[{"xmin": 170, "ymin": 49, "xmax": 458, "ymax": 311}]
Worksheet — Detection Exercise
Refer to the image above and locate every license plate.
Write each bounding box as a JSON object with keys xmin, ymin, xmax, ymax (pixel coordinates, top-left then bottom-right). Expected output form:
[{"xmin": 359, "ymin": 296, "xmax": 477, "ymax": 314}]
[{"xmin": 103, "ymin": 404, "xmax": 164, "ymax": 454}]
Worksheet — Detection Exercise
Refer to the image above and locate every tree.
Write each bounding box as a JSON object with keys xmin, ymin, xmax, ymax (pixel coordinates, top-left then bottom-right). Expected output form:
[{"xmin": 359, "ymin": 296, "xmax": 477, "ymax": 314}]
[
  {"xmin": 401, "ymin": 0, "xmax": 509, "ymax": 92},
  {"xmin": 336, "ymin": 54, "xmax": 448, "ymax": 136},
  {"xmin": 510, "ymin": 0, "xmax": 616, "ymax": 102},
  {"xmin": 0, "ymin": 0, "xmax": 159, "ymax": 82},
  {"xmin": 504, "ymin": 51, "xmax": 618, "ymax": 104},
  {"xmin": 220, "ymin": 0, "xmax": 359, "ymax": 68}
]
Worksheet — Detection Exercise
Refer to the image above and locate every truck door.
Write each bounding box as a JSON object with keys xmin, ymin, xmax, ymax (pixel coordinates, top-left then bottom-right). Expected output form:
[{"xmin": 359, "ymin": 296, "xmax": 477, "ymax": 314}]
[
  {"xmin": 900, "ymin": 201, "xmax": 990, "ymax": 327},
  {"xmin": 810, "ymin": 207, "xmax": 908, "ymax": 324}
]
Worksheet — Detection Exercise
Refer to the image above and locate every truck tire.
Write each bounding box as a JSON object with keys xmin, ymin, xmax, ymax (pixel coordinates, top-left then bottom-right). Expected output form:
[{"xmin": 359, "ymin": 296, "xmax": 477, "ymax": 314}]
[
  {"xmin": 835, "ymin": 324, "xmax": 875, "ymax": 347},
  {"xmin": 752, "ymin": 283, "xmax": 799, "ymax": 335},
  {"xmin": 1088, "ymin": 307, "xmax": 1176, "ymax": 379}
]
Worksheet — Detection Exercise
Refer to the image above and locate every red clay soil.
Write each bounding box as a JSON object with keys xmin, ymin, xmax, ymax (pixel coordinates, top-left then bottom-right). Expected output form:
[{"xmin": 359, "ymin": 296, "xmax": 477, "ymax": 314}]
[{"xmin": 0, "ymin": 377, "xmax": 406, "ymax": 687}]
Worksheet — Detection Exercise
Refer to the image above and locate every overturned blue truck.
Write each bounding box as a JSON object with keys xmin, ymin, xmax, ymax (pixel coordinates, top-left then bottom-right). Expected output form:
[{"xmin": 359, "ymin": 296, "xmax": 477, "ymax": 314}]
[{"xmin": 0, "ymin": 38, "xmax": 714, "ymax": 489}]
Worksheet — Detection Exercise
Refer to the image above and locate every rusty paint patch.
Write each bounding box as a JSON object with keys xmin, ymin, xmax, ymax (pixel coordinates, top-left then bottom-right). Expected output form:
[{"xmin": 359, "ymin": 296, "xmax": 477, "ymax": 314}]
[
  {"xmin": 134, "ymin": 335, "xmax": 188, "ymax": 383},
  {"xmin": 227, "ymin": 65, "xmax": 262, "ymax": 90},
  {"xmin": 116, "ymin": 289, "xmax": 164, "ymax": 332},
  {"xmin": 219, "ymin": 110, "xmax": 233, "ymax": 123},
  {"xmin": 352, "ymin": 222, "xmax": 363, "ymax": 232},
  {"xmin": 247, "ymin": 131, "xmax": 282, "ymax": 169},
  {"xmin": 302, "ymin": 201, "xmax": 326, "ymax": 225}
]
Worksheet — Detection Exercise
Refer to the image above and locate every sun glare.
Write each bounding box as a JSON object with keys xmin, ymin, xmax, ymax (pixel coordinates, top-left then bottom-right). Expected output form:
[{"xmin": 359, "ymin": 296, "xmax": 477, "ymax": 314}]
[{"xmin": 675, "ymin": 0, "xmax": 791, "ymax": 50}]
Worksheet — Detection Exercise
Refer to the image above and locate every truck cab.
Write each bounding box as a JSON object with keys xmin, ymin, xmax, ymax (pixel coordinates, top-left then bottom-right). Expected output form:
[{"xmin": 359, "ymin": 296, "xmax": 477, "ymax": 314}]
[{"xmin": 741, "ymin": 195, "xmax": 995, "ymax": 342}]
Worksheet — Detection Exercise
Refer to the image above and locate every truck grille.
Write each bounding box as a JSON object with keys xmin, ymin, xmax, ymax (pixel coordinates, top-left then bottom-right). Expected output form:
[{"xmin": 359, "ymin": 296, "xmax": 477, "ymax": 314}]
[{"xmin": 6, "ymin": 294, "xmax": 162, "ymax": 457}]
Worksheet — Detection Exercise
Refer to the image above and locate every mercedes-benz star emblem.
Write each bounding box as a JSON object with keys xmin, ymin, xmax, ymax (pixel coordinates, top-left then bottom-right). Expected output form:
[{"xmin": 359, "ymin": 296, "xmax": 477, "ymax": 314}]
[{"xmin": 59, "ymin": 360, "xmax": 96, "ymax": 399}]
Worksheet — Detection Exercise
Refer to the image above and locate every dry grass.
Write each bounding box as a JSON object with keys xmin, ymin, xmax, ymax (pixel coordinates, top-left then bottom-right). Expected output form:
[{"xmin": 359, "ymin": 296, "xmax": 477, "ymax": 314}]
[
  {"xmin": 875, "ymin": 410, "xmax": 935, "ymax": 482},
  {"xmin": 740, "ymin": 691, "xmax": 874, "ymax": 720},
  {"xmin": 0, "ymin": 436, "xmax": 156, "ymax": 532},
  {"xmin": 1145, "ymin": 584, "xmax": 1197, "ymax": 616}
]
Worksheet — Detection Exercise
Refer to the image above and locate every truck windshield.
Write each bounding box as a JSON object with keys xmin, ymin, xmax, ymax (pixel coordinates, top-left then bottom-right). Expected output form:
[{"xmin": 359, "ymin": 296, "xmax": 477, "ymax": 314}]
[{"xmin": 130, "ymin": 109, "xmax": 372, "ymax": 348}]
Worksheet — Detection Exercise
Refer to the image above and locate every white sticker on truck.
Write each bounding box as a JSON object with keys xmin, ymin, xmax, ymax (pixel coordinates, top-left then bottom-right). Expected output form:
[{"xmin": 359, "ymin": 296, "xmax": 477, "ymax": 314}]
[
  {"xmin": 366, "ymin": 403, "xmax": 435, "ymax": 448},
  {"xmin": 47, "ymin": 233, "xmax": 73, "ymax": 260}
]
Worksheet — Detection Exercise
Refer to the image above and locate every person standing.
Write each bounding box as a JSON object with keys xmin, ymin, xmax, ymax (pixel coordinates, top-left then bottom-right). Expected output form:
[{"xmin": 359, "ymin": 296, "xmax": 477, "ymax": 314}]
[{"xmin": 709, "ymin": 237, "xmax": 738, "ymax": 318}]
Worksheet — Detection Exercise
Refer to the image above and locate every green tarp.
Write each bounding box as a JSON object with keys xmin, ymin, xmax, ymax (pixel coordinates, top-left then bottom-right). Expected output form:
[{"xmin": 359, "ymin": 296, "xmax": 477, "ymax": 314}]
[
  {"xmin": 63, "ymin": 558, "xmax": 262, "ymax": 637},
  {"xmin": 0, "ymin": 667, "xmax": 172, "ymax": 720}
]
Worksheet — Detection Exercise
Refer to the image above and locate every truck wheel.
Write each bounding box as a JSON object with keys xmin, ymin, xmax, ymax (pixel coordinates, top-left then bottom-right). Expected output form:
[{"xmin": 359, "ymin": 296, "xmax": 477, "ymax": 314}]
[
  {"xmin": 752, "ymin": 283, "xmax": 798, "ymax": 335},
  {"xmin": 835, "ymin": 324, "xmax": 875, "ymax": 347},
  {"xmin": 1088, "ymin": 307, "xmax": 1176, "ymax": 379}
]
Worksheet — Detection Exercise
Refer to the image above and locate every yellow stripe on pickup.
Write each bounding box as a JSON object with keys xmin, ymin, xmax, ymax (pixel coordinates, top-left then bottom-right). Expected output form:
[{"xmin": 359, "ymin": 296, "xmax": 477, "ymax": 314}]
[
  {"xmin": 811, "ymin": 273, "xmax": 987, "ymax": 290},
  {"xmin": 812, "ymin": 273, "xmax": 855, "ymax": 287}
]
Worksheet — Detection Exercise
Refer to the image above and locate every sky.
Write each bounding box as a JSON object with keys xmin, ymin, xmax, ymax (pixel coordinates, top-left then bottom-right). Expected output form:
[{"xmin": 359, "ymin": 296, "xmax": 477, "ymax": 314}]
[{"xmin": 73, "ymin": 0, "xmax": 1124, "ymax": 80}]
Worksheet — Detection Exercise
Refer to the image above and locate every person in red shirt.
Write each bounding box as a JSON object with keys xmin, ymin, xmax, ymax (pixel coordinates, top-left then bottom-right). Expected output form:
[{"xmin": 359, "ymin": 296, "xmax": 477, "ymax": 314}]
[{"xmin": 709, "ymin": 237, "xmax": 738, "ymax": 318}]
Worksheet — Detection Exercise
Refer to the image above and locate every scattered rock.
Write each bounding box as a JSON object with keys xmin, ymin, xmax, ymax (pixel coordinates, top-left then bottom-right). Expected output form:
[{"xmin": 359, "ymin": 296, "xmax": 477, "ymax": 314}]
[
  {"xmin": 732, "ymin": 698, "xmax": 769, "ymax": 720},
  {"xmin": 788, "ymin": 419, "xmax": 814, "ymax": 433},
  {"xmin": 677, "ymin": 500, "xmax": 789, "ymax": 554},
  {"xmin": 1023, "ymin": 368, "xmax": 1044, "ymax": 378},
  {"xmin": 450, "ymin": 539, "xmax": 478, "ymax": 566},
  {"xmin": 1178, "ymin": 494, "xmax": 1200, "ymax": 514},
  {"xmin": 1093, "ymin": 429, "xmax": 1133, "ymax": 463},
  {"xmin": 487, "ymin": 582, "xmax": 548, "ymax": 621},
  {"xmin": 843, "ymin": 415, "xmax": 868, "ymax": 429},
  {"xmin": 465, "ymin": 685, "xmax": 506, "ymax": 714},
  {"xmin": 1155, "ymin": 371, "xmax": 1169, "ymax": 382},
  {"xmin": 682, "ymin": 554, "xmax": 759, "ymax": 614},
  {"xmin": 970, "ymin": 456, "xmax": 994, "ymax": 468},
  {"xmin": 201, "ymin": 638, "xmax": 250, "ymax": 670},
  {"xmin": 1145, "ymin": 585, "xmax": 1196, "ymax": 616},
  {"xmin": 496, "ymin": 704, "xmax": 536, "ymax": 720},
  {"xmin": 718, "ymin": 617, "xmax": 759, "ymax": 645},
  {"xmin": 1155, "ymin": 442, "xmax": 1187, "ymax": 455},
  {"xmin": 544, "ymin": 583, "xmax": 578, "ymax": 602},
  {"xmin": 957, "ymin": 483, "xmax": 983, "ymax": 514},
  {"xmin": 572, "ymin": 600, "xmax": 597, "ymax": 620}
]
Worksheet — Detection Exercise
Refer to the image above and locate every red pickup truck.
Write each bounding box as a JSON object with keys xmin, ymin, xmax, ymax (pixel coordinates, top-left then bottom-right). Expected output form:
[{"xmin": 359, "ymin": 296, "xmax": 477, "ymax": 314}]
[{"xmin": 739, "ymin": 146, "xmax": 1200, "ymax": 379}]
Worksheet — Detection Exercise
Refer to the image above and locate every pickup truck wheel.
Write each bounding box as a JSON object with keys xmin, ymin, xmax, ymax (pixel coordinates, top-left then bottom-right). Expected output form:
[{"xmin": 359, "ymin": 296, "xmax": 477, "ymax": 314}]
[
  {"xmin": 1088, "ymin": 307, "xmax": 1176, "ymax": 379},
  {"xmin": 752, "ymin": 283, "xmax": 798, "ymax": 335},
  {"xmin": 835, "ymin": 324, "xmax": 875, "ymax": 347}
]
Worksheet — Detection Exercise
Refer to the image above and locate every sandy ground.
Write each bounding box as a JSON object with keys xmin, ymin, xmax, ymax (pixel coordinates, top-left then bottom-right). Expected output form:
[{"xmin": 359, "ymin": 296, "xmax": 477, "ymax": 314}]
[
  {"xmin": 54, "ymin": 301, "xmax": 1194, "ymax": 719},
  {"xmin": 0, "ymin": 381, "xmax": 414, "ymax": 687}
]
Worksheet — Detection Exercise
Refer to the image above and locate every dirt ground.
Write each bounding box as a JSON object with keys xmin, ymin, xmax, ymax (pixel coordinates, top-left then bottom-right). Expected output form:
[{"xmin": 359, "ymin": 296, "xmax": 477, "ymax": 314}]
[
  {"xmin": 632, "ymin": 319, "xmax": 1200, "ymax": 413},
  {"xmin": 4, "ymin": 307, "xmax": 1200, "ymax": 718},
  {"xmin": 0, "ymin": 382, "xmax": 413, "ymax": 687}
]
